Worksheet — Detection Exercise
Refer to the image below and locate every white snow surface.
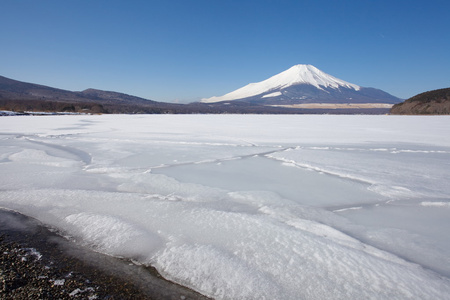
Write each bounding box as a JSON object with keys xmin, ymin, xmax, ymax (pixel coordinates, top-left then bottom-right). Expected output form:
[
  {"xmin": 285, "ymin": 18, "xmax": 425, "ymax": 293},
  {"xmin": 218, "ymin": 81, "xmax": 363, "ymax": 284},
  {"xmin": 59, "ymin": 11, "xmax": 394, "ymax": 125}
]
[
  {"xmin": 202, "ymin": 64, "xmax": 361, "ymax": 103},
  {"xmin": 1, "ymin": 114, "xmax": 450, "ymax": 299},
  {"xmin": 262, "ymin": 91, "xmax": 282, "ymax": 98}
]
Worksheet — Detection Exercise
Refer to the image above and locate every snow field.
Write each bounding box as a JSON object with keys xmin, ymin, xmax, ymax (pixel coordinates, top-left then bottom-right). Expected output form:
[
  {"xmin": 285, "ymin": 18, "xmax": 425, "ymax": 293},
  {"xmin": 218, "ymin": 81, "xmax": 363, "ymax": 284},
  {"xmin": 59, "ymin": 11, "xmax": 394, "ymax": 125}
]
[{"xmin": 1, "ymin": 114, "xmax": 450, "ymax": 299}]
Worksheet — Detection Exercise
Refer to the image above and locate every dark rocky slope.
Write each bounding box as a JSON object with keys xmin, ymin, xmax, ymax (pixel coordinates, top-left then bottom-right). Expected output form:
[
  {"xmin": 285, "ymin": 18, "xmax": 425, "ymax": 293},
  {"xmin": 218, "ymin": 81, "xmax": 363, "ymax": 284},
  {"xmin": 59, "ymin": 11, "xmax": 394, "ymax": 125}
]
[{"xmin": 0, "ymin": 209, "xmax": 210, "ymax": 299}]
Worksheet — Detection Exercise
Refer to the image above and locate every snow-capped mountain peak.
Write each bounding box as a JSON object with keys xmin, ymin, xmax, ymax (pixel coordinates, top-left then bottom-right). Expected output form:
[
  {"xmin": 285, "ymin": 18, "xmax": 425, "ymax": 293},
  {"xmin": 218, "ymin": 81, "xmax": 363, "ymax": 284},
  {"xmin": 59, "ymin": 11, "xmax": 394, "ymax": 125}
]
[
  {"xmin": 202, "ymin": 64, "xmax": 361, "ymax": 103},
  {"xmin": 278, "ymin": 64, "xmax": 360, "ymax": 91}
]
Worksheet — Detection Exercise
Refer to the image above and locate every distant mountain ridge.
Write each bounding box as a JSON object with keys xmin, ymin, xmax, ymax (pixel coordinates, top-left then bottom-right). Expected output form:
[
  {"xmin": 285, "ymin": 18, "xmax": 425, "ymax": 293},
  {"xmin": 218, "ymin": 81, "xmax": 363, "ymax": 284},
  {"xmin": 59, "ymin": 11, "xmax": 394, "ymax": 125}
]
[
  {"xmin": 0, "ymin": 75, "xmax": 157, "ymax": 104},
  {"xmin": 0, "ymin": 75, "xmax": 196, "ymax": 114},
  {"xmin": 0, "ymin": 74, "xmax": 396, "ymax": 115},
  {"xmin": 202, "ymin": 64, "xmax": 401, "ymax": 105}
]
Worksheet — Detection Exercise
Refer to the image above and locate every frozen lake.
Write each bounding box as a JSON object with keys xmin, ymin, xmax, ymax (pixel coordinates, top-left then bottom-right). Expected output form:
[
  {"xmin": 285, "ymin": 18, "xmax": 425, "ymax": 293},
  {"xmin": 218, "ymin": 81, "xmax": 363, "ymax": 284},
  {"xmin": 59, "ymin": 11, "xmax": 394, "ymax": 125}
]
[{"xmin": 1, "ymin": 114, "xmax": 450, "ymax": 299}]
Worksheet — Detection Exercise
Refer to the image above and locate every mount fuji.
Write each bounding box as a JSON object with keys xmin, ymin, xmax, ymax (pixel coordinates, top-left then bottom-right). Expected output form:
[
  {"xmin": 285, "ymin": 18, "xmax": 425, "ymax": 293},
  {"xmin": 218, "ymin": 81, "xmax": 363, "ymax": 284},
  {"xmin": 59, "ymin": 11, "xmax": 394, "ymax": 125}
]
[{"xmin": 201, "ymin": 65, "xmax": 401, "ymax": 105}]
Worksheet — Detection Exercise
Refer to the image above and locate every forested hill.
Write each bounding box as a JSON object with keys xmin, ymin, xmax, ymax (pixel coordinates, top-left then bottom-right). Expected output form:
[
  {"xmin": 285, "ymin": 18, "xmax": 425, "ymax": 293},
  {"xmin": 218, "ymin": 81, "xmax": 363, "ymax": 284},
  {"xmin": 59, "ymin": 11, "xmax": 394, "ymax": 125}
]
[{"xmin": 390, "ymin": 88, "xmax": 450, "ymax": 115}]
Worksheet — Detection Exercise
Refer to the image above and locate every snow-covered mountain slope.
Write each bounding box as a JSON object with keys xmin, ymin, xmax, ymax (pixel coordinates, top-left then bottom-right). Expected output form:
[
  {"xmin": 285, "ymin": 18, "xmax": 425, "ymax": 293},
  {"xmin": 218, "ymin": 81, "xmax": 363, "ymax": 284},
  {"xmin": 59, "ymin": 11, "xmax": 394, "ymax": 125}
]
[{"xmin": 201, "ymin": 64, "xmax": 401, "ymax": 105}]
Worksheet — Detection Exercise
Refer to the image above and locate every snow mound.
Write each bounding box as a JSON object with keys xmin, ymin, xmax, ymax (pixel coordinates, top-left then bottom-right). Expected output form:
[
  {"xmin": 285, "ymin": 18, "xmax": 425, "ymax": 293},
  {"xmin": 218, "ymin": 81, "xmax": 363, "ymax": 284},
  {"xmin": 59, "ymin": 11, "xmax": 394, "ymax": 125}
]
[{"xmin": 65, "ymin": 212, "xmax": 163, "ymax": 259}]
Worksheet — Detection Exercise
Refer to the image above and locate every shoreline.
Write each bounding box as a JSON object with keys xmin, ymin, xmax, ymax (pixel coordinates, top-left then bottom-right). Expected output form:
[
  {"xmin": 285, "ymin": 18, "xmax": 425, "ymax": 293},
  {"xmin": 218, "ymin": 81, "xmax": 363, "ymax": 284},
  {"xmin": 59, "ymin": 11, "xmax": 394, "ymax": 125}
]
[{"xmin": 0, "ymin": 209, "xmax": 210, "ymax": 299}]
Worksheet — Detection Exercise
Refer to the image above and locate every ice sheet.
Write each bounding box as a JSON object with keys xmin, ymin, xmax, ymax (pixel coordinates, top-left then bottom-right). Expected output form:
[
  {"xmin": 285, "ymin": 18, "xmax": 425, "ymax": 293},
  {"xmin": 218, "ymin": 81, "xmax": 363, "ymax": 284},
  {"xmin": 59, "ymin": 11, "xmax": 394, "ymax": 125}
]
[{"xmin": 1, "ymin": 114, "xmax": 450, "ymax": 299}]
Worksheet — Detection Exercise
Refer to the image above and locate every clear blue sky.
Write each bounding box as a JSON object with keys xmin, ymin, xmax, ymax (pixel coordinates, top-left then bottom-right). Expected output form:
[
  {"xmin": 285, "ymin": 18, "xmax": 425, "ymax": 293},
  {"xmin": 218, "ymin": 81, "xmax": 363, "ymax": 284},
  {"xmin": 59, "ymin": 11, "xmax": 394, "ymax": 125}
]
[{"xmin": 1, "ymin": 0, "xmax": 449, "ymax": 102}]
